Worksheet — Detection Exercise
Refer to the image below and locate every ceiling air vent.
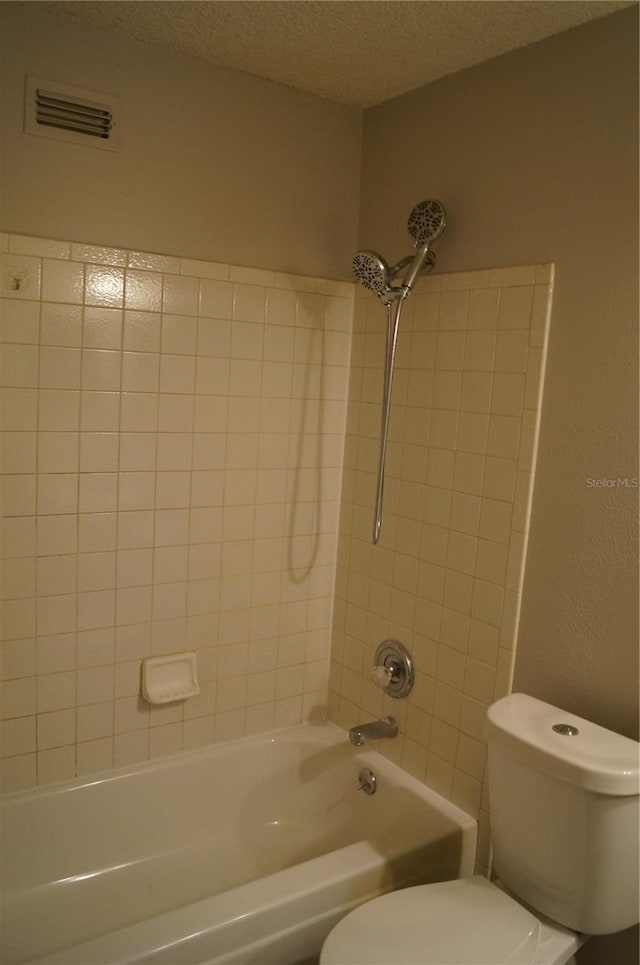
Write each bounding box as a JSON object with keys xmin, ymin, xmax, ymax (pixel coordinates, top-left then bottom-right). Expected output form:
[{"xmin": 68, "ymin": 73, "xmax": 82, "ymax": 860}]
[{"xmin": 24, "ymin": 76, "xmax": 120, "ymax": 152}]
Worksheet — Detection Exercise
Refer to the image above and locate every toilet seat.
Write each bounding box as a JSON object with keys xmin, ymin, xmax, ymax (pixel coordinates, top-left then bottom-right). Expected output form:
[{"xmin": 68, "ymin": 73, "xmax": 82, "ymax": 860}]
[{"xmin": 320, "ymin": 876, "xmax": 542, "ymax": 965}]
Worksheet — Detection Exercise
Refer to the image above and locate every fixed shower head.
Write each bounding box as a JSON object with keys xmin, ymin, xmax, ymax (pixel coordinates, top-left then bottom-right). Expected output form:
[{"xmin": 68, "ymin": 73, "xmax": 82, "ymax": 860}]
[
  {"xmin": 407, "ymin": 199, "xmax": 447, "ymax": 247},
  {"xmin": 352, "ymin": 250, "xmax": 392, "ymax": 299}
]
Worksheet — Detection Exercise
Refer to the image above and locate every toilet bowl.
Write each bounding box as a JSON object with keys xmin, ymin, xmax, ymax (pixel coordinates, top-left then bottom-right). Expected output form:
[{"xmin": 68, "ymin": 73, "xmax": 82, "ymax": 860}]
[
  {"xmin": 320, "ymin": 694, "xmax": 639, "ymax": 965},
  {"xmin": 320, "ymin": 876, "xmax": 583, "ymax": 964}
]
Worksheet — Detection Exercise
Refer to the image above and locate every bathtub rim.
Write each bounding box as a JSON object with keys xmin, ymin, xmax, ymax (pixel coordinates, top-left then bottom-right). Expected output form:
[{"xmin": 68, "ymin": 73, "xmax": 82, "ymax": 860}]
[{"xmin": 24, "ymin": 837, "xmax": 432, "ymax": 964}]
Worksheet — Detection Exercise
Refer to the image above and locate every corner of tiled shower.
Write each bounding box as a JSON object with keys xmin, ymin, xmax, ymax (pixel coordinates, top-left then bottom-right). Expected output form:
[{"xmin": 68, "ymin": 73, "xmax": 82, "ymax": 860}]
[{"xmin": 0, "ymin": 230, "xmax": 553, "ymax": 876}]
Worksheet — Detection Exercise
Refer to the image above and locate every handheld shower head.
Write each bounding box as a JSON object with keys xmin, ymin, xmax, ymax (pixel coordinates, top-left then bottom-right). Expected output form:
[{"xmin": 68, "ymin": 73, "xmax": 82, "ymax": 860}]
[
  {"xmin": 407, "ymin": 199, "xmax": 447, "ymax": 247},
  {"xmin": 352, "ymin": 199, "xmax": 448, "ymax": 545},
  {"xmin": 352, "ymin": 250, "xmax": 392, "ymax": 300},
  {"xmin": 402, "ymin": 199, "xmax": 447, "ymax": 292}
]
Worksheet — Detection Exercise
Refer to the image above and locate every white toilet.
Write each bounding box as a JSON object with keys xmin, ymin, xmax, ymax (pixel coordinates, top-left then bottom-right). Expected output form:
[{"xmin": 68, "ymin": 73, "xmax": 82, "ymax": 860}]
[{"xmin": 320, "ymin": 693, "xmax": 639, "ymax": 965}]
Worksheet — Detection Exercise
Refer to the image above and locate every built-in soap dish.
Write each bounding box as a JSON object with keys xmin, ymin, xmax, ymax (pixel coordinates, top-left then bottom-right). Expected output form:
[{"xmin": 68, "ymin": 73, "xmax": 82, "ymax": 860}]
[{"xmin": 141, "ymin": 652, "xmax": 200, "ymax": 705}]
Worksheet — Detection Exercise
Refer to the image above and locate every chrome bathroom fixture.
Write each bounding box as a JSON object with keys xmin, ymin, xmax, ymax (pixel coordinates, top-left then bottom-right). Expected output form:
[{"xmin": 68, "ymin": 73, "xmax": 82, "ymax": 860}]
[
  {"xmin": 357, "ymin": 767, "xmax": 377, "ymax": 795},
  {"xmin": 351, "ymin": 250, "xmax": 393, "ymax": 300},
  {"xmin": 349, "ymin": 716, "xmax": 398, "ymax": 747},
  {"xmin": 403, "ymin": 199, "xmax": 447, "ymax": 290},
  {"xmin": 370, "ymin": 639, "xmax": 414, "ymax": 699},
  {"xmin": 352, "ymin": 199, "xmax": 447, "ymax": 543}
]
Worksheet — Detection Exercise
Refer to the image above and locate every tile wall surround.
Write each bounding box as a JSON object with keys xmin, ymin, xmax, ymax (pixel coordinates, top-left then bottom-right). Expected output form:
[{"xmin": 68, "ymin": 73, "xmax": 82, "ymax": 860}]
[
  {"xmin": 0, "ymin": 228, "xmax": 552, "ymax": 855},
  {"xmin": 328, "ymin": 263, "xmax": 553, "ymax": 872},
  {"xmin": 0, "ymin": 232, "xmax": 353, "ymax": 791}
]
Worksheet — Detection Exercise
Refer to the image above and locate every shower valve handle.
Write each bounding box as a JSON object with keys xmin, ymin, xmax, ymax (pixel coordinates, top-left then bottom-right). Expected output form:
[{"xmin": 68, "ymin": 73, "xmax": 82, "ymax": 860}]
[
  {"xmin": 371, "ymin": 641, "xmax": 414, "ymax": 698},
  {"xmin": 369, "ymin": 665, "xmax": 394, "ymax": 687}
]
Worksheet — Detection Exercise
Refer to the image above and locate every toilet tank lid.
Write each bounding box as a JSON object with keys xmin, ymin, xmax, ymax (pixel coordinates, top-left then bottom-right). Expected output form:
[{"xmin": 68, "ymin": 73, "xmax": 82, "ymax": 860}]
[{"xmin": 487, "ymin": 694, "xmax": 639, "ymax": 796}]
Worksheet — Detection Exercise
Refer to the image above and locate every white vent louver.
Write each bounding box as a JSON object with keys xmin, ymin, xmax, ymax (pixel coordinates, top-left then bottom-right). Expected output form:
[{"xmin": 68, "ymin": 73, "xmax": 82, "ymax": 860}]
[
  {"xmin": 36, "ymin": 89, "xmax": 112, "ymax": 138},
  {"xmin": 24, "ymin": 76, "xmax": 120, "ymax": 152}
]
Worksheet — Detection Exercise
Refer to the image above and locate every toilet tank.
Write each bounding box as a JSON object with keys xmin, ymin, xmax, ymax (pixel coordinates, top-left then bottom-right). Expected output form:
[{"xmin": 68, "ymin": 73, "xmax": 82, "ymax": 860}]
[{"xmin": 487, "ymin": 694, "xmax": 639, "ymax": 935}]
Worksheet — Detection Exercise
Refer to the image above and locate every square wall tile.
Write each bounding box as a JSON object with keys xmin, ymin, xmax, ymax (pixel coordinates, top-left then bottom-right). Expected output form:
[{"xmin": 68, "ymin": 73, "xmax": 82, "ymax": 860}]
[
  {"xmin": 2, "ymin": 344, "xmax": 39, "ymax": 388},
  {"xmin": 42, "ymin": 260, "xmax": 84, "ymax": 304},
  {"xmin": 162, "ymin": 276, "xmax": 199, "ymax": 316},
  {"xmin": 83, "ymin": 308, "xmax": 123, "ymax": 349},
  {"xmin": 84, "ymin": 266, "xmax": 125, "ymax": 308},
  {"xmin": 1, "ymin": 299, "xmax": 40, "ymax": 344},
  {"xmin": 124, "ymin": 270, "xmax": 162, "ymax": 312},
  {"xmin": 0, "ymin": 255, "xmax": 42, "ymax": 301}
]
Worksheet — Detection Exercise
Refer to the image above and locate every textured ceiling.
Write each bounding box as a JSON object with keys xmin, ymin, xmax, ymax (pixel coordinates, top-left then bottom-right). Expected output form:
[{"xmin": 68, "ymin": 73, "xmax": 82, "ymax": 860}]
[{"xmin": 25, "ymin": 0, "xmax": 637, "ymax": 108}]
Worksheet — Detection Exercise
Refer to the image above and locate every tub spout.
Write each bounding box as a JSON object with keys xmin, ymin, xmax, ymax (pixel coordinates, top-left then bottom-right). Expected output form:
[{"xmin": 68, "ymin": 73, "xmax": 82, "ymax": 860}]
[{"xmin": 349, "ymin": 716, "xmax": 398, "ymax": 747}]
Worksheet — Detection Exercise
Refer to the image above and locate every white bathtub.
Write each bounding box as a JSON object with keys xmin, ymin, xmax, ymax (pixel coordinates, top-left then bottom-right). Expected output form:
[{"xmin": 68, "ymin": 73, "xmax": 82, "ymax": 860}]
[{"xmin": 1, "ymin": 721, "xmax": 476, "ymax": 965}]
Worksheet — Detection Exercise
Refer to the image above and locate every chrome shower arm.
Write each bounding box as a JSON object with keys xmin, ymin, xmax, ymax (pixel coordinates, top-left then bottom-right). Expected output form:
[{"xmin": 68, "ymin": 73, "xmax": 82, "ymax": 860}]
[
  {"xmin": 389, "ymin": 255, "xmax": 413, "ymax": 278},
  {"xmin": 389, "ymin": 250, "xmax": 436, "ymax": 281}
]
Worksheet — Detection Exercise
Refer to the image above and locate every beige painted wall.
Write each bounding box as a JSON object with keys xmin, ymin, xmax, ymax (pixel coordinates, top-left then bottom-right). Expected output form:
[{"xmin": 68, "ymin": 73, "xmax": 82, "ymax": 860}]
[
  {"xmin": 0, "ymin": 5, "xmax": 361, "ymax": 281},
  {"xmin": 359, "ymin": 7, "xmax": 639, "ymax": 740}
]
